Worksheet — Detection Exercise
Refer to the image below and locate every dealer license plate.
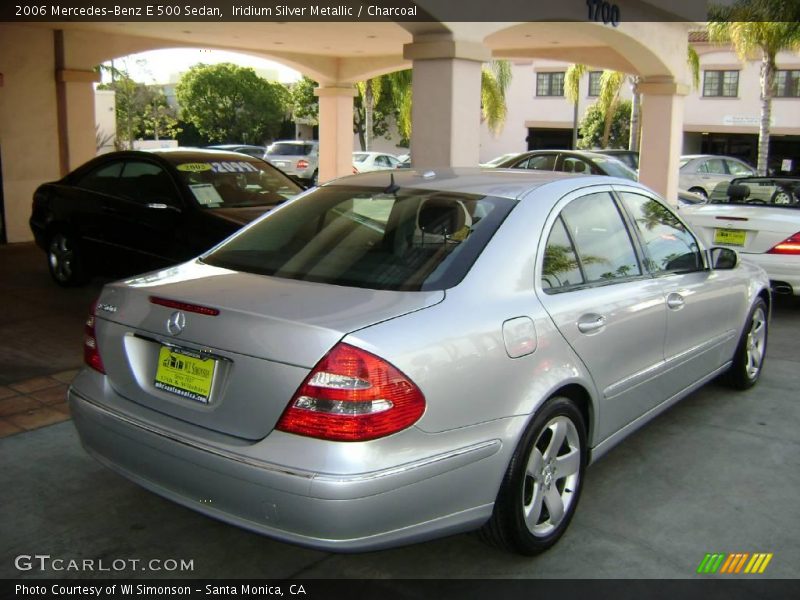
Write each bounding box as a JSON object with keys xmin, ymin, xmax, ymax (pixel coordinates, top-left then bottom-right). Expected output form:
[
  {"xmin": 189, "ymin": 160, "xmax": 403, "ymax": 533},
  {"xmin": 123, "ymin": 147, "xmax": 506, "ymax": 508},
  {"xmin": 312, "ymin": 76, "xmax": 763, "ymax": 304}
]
[
  {"xmin": 713, "ymin": 228, "xmax": 746, "ymax": 247},
  {"xmin": 154, "ymin": 346, "xmax": 217, "ymax": 404}
]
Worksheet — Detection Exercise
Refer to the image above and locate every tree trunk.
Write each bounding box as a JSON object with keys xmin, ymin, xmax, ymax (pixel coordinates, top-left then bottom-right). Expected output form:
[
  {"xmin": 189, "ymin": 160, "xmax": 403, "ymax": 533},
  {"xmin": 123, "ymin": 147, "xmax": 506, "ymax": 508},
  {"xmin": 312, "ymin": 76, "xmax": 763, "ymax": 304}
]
[
  {"xmin": 572, "ymin": 101, "xmax": 579, "ymax": 149},
  {"xmin": 364, "ymin": 82, "xmax": 374, "ymax": 152},
  {"xmin": 601, "ymin": 100, "xmax": 617, "ymax": 148},
  {"xmin": 628, "ymin": 77, "xmax": 641, "ymax": 152},
  {"xmin": 757, "ymin": 52, "xmax": 775, "ymax": 176}
]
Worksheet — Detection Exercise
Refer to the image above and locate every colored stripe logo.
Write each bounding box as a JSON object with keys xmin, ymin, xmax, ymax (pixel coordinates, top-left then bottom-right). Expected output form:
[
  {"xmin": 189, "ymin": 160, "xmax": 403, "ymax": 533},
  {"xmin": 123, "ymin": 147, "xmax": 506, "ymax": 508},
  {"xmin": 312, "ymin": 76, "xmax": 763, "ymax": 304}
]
[{"xmin": 697, "ymin": 553, "xmax": 773, "ymax": 574}]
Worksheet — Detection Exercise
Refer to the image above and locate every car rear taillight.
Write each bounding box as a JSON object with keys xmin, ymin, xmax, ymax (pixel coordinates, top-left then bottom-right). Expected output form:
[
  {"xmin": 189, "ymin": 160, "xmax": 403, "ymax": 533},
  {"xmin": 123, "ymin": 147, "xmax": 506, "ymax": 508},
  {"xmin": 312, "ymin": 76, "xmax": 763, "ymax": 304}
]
[
  {"xmin": 297, "ymin": 159, "xmax": 310, "ymax": 170},
  {"xmin": 84, "ymin": 301, "xmax": 105, "ymax": 374},
  {"xmin": 767, "ymin": 232, "xmax": 800, "ymax": 255},
  {"xmin": 276, "ymin": 343, "xmax": 425, "ymax": 441},
  {"xmin": 352, "ymin": 166, "xmax": 359, "ymax": 174}
]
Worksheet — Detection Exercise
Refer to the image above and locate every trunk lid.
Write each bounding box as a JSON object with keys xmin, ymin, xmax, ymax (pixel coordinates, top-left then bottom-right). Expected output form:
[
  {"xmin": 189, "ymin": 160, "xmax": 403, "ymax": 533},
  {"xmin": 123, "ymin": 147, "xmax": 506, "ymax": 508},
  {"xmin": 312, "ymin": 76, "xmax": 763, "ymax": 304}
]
[
  {"xmin": 94, "ymin": 260, "xmax": 443, "ymax": 440},
  {"xmin": 683, "ymin": 204, "xmax": 800, "ymax": 254}
]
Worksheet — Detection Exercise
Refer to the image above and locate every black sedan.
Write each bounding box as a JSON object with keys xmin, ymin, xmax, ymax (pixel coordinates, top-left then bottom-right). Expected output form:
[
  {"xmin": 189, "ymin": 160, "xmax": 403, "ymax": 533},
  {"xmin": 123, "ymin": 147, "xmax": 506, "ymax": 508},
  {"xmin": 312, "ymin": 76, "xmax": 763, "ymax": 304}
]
[
  {"xmin": 496, "ymin": 149, "xmax": 638, "ymax": 181},
  {"xmin": 29, "ymin": 149, "xmax": 303, "ymax": 286}
]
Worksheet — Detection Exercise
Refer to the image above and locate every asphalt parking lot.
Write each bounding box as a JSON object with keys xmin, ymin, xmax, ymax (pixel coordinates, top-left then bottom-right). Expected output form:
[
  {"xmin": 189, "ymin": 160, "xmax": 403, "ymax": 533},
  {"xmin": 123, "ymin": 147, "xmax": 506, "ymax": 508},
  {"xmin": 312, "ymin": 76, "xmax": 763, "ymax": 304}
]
[{"xmin": 1, "ymin": 241, "xmax": 799, "ymax": 581}]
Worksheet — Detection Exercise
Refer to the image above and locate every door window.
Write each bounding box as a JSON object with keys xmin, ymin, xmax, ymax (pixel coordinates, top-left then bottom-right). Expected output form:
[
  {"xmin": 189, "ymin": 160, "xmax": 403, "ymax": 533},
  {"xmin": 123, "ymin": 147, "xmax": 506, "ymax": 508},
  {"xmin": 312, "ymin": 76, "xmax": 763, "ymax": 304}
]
[
  {"xmin": 74, "ymin": 161, "xmax": 124, "ymax": 195},
  {"xmin": 519, "ymin": 154, "xmax": 557, "ymax": 170},
  {"xmin": 544, "ymin": 192, "xmax": 642, "ymax": 287},
  {"xmin": 725, "ymin": 159, "xmax": 754, "ymax": 176},
  {"xmin": 619, "ymin": 192, "xmax": 703, "ymax": 274},
  {"xmin": 119, "ymin": 161, "xmax": 179, "ymax": 205}
]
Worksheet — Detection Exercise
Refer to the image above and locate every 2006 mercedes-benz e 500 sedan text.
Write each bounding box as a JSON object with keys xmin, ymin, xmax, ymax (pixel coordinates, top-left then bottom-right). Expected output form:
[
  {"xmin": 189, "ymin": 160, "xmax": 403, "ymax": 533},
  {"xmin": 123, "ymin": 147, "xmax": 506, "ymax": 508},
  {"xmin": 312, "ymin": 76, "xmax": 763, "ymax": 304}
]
[{"xmin": 69, "ymin": 169, "xmax": 770, "ymax": 555}]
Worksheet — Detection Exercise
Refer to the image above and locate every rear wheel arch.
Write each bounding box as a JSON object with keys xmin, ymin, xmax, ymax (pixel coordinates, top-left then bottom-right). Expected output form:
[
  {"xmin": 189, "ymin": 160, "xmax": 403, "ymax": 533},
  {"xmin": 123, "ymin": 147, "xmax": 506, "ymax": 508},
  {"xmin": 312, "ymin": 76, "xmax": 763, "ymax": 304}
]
[{"xmin": 550, "ymin": 383, "xmax": 593, "ymax": 443}]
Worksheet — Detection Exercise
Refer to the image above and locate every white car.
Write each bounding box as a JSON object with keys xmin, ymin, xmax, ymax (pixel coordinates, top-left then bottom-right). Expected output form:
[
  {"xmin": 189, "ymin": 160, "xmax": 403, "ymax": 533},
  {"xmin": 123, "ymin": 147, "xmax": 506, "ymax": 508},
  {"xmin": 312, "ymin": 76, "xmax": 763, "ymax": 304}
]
[
  {"xmin": 681, "ymin": 176, "xmax": 800, "ymax": 296},
  {"xmin": 352, "ymin": 151, "xmax": 400, "ymax": 173}
]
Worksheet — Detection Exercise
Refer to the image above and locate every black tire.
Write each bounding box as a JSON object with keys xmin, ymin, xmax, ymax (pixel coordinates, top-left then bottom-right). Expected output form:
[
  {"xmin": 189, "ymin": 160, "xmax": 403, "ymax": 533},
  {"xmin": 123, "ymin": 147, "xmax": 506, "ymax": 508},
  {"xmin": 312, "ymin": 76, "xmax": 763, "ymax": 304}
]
[
  {"xmin": 311, "ymin": 169, "xmax": 319, "ymax": 186},
  {"xmin": 47, "ymin": 231, "xmax": 88, "ymax": 286},
  {"xmin": 722, "ymin": 298, "xmax": 768, "ymax": 390},
  {"xmin": 480, "ymin": 396, "xmax": 587, "ymax": 555}
]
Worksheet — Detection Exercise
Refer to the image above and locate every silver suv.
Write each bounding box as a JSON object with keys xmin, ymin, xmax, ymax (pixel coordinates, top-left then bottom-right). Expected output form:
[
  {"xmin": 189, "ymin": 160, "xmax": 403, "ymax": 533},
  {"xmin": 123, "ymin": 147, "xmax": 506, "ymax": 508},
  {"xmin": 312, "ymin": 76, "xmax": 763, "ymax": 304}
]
[{"xmin": 264, "ymin": 140, "xmax": 319, "ymax": 184}]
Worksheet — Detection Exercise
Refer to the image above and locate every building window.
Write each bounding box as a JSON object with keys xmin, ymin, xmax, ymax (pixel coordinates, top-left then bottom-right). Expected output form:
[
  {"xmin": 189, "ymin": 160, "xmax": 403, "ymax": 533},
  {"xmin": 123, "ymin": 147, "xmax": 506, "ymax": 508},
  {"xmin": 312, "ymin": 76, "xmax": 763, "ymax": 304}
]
[
  {"xmin": 774, "ymin": 70, "xmax": 800, "ymax": 97},
  {"xmin": 703, "ymin": 70, "xmax": 739, "ymax": 97},
  {"xmin": 588, "ymin": 71, "xmax": 602, "ymax": 97},
  {"xmin": 536, "ymin": 72, "xmax": 565, "ymax": 97}
]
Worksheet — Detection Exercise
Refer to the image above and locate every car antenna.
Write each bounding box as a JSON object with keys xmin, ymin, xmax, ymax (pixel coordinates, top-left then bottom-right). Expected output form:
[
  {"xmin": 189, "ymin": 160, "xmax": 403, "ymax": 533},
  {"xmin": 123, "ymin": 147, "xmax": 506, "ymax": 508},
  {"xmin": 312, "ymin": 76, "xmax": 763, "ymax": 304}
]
[{"xmin": 384, "ymin": 172, "xmax": 400, "ymax": 194}]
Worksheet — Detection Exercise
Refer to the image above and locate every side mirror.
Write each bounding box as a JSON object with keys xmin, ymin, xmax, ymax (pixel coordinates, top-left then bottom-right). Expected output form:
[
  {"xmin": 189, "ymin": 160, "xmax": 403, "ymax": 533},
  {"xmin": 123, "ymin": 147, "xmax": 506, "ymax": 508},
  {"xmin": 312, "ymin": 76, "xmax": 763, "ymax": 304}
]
[{"xmin": 710, "ymin": 247, "xmax": 738, "ymax": 270}]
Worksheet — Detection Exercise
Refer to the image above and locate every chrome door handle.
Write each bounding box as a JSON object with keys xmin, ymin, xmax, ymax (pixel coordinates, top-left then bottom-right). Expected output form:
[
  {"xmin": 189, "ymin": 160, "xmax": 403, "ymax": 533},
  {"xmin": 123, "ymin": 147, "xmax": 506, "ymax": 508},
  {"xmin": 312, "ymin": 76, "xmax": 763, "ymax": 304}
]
[
  {"xmin": 577, "ymin": 315, "xmax": 606, "ymax": 334},
  {"xmin": 666, "ymin": 293, "xmax": 685, "ymax": 310}
]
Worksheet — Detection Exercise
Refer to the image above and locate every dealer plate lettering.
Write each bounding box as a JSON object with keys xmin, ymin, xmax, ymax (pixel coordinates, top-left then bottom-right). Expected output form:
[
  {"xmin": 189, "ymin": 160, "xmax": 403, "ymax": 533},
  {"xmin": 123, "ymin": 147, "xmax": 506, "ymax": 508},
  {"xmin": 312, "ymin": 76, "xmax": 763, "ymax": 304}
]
[
  {"xmin": 714, "ymin": 228, "xmax": 746, "ymax": 247},
  {"xmin": 154, "ymin": 346, "xmax": 216, "ymax": 403}
]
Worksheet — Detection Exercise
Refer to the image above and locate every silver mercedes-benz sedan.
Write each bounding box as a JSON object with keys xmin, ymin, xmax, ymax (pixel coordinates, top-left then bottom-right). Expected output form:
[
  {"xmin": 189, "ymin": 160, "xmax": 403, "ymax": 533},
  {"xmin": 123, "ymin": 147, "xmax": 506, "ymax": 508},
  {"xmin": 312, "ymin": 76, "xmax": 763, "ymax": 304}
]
[{"xmin": 69, "ymin": 169, "xmax": 770, "ymax": 555}]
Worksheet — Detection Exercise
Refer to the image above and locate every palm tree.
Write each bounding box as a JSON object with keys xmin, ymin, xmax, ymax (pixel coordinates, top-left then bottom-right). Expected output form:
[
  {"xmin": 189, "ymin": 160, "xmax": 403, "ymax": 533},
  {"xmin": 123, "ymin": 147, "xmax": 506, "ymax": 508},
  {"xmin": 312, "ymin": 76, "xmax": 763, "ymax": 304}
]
[
  {"xmin": 356, "ymin": 78, "xmax": 382, "ymax": 151},
  {"xmin": 564, "ymin": 64, "xmax": 588, "ymax": 148},
  {"xmin": 565, "ymin": 65, "xmax": 624, "ymax": 149},
  {"xmin": 707, "ymin": 1, "xmax": 800, "ymax": 175}
]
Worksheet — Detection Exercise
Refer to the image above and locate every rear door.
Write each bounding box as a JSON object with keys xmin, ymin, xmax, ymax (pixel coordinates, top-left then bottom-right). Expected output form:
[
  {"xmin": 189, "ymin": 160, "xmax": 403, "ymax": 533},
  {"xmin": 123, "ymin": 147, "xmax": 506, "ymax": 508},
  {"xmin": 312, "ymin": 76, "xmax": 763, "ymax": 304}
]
[{"xmin": 536, "ymin": 187, "xmax": 667, "ymax": 443}]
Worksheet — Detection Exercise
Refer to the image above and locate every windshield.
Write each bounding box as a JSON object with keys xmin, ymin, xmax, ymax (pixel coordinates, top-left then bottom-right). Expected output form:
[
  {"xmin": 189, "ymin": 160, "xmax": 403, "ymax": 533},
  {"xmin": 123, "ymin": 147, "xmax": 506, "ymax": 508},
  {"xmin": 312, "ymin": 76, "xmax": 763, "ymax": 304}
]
[
  {"xmin": 592, "ymin": 156, "xmax": 638, "ymax": 181},
  {"xmin": 353, "ymin": 153, "xmax": 369, "ymax": 163},
  {"xmin": 173, "ymin": 158, "xmax": 302, "ymax": 208},
  {"xmin": 266, "ymin": 142, "xmax": 315, "ymax": 156},
  {"xmin": 203, "ymin": 186, "xmax": 516, "ymax": 291}
]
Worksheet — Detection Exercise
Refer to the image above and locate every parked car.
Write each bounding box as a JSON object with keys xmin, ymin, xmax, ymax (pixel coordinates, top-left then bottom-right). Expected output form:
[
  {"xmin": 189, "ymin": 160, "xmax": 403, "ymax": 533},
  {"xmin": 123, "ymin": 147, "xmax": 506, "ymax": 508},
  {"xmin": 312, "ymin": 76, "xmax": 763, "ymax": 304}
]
[
  {"xmin": 678, "ymin": 154, "xmax": 756, "ymax": 199},
  {"xmin": 264, "ymin": 140, "xmax": 319, "ymax": 185},
  {"xmin": 352, "ymin": 151, "xmax": 401, "ymax": 173},
  {"xmin": 496, "ymin": 149, "xmax": 638, "ymax": 181},
  {"xmin": 29, "ymin": 149, "xmax": 303, "ymax": 286},
  {"xmin": 682, "ymin": 176, "xmax": 800, "ymax": 296},
  {"xmin": 205, "ymin": 144, "xmax": 267, "ymax": 159},
  {"xmin": 480, "ymin": 152, "xmax": 523, "ymax": 168},
  {"xmin": 590, "ymin": 149, "xmax": 639, "ymax": 171},
  {"xmin": 69, "ymin": 168, "xmax": 770, "ymax": 555}
]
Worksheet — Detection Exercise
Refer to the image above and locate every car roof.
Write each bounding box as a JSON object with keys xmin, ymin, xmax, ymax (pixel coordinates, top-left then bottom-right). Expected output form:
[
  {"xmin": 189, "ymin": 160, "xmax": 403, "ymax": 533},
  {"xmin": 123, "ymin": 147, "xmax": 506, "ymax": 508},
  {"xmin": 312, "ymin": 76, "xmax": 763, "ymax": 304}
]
[{"xmin": 324, "ymin": 167, "xmax": 631, "ymax": 201}]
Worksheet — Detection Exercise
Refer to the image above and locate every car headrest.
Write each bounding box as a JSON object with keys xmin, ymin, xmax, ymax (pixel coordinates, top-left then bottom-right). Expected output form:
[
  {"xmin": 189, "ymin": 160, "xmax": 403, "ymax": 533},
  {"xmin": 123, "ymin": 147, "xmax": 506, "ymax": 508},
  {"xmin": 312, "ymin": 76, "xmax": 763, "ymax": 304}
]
[
  {"xmin": 417, "ymin": 199, "xmax": 467, "ymax": 236},
  {"xmin": 727, "ymin": 184, "xmax": 750, "ymax": 202}
]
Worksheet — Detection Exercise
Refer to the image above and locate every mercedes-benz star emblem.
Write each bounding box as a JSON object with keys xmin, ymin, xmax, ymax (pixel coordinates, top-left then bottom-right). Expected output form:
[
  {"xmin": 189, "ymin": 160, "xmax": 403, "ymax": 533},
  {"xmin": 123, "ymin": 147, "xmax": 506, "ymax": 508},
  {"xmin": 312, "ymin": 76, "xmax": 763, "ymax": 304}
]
[{"xmin": 166, "ymin": 311, "xmax": 186, "ymax": 336}]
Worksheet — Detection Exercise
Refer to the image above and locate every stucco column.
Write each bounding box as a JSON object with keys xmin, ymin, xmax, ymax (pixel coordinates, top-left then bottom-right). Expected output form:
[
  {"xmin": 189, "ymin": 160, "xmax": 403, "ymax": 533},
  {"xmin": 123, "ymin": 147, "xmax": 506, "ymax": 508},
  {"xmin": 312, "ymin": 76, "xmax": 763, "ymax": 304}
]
[
  {"xmin": 59, "ymin": 70, "xmax": 100, "ymax": 171},
  {"xmin": 638, "ymin": 78, "xmax": 689, "ymax": 205},
  {"xmin": 314, "ymin": 86, "xmax": 356, "ymax": 183},
  {"xmin": 404, "ymin": 38, "xmax": 491, "ymax": 168}
]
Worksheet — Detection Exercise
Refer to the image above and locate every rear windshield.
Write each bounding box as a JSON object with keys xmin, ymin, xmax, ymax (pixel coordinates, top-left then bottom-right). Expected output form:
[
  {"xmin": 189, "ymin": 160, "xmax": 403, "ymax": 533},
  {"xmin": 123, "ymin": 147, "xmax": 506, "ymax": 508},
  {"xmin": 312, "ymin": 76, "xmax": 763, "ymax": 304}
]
[
  {"xmin": 203, "ymin": 186, "xmax": 516, "ymax": 291},
  {"xmin": 591, "ymin": 156, "xmax": 638, "ymax": 181},
  {"xmin": 709, "ymin": 178, "xmax": 800, "ymax": 207},
  {"xmin": 267, "ymin": 143, "xmax": 315, "ymax": 156}
]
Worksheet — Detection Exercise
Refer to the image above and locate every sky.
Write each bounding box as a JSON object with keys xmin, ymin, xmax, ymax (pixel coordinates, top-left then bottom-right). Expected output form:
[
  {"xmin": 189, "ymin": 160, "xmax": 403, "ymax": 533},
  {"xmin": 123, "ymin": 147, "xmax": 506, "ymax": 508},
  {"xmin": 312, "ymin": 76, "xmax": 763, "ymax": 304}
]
[{"xmin": 101, "ymin": 48, "xmax": 302, "ymax": 85}]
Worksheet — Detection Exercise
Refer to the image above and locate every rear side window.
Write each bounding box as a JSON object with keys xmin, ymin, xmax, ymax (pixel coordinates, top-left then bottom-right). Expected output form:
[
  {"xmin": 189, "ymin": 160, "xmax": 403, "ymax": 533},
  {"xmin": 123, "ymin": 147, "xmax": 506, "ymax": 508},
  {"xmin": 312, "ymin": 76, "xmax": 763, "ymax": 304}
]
[
  {"xmin": 203, "ymin": 186, "xmax": 516, "ymax": 291},
  {"xmin": 542, "ymin": 216, "xmax": 584, "ymax": 291},
  {"xmin": 559, "ymin": 192, "xmax": 641, "ymax": 283}
]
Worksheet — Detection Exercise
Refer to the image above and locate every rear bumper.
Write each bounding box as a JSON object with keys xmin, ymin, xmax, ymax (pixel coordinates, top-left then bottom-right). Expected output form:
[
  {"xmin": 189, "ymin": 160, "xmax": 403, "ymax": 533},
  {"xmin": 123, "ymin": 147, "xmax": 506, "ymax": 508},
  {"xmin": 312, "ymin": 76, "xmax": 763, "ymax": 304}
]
[
  {"xmin": 69, "ymin": 370, "xmax": 518, "ymax": 551},
  {"xmin": 740, "ymin": 253, "xmax": 800, "ymax": 296}
]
